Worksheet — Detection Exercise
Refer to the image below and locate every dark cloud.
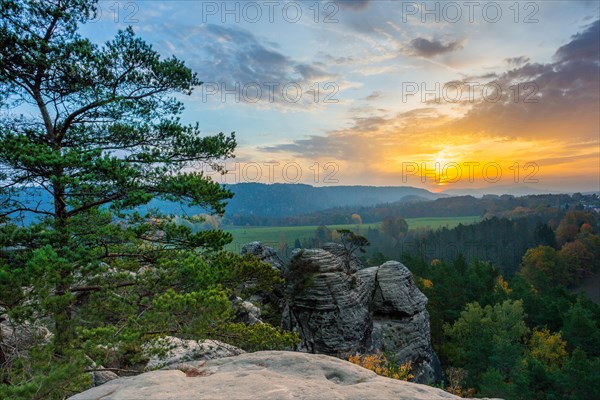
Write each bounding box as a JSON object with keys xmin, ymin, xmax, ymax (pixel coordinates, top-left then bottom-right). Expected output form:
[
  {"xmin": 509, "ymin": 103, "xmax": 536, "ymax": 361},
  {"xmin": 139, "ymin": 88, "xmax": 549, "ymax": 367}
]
[
  {"xmin": 335, "ymin": 0, "xmax": 373, "ymax": 11},
  {"xmin": 445, "ymin": 19, "xmax": 600, "ymax": 140},
  {"xmin": 158, "ymin": 24, "xmax": 339, "ymax": 108},
  {"xmin": 505, "ymin": 56, "xmax": 530, "ymax": 67},
  {"xmin": 406, "ymin": 38, "xmax": 465, "ymax": 58},
  {"xmin": 261, "ymin": 19, "xmax": 600, "ymax": 159},
  {"xmin": 555, "ymin": 19, "xmax": 600, "ymax": 62},
  {"xmin": 365, "ymin": 91, "xmax": 382, "ymax": 101},
  {"xmin": 191, "ymin": 25, "xmax": 306, "ymax": 83}
]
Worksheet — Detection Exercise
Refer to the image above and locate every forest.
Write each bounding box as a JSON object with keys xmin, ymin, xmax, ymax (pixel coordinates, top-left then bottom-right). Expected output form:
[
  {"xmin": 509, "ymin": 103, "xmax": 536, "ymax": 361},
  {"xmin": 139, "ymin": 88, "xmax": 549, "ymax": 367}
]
[
  {"xmin": 301, "ymin": 209, "xmax": 600, "ymax": 398},
  {"xmin": 224, "ymin": 192, "xmax": 599, "ymax": 227}
]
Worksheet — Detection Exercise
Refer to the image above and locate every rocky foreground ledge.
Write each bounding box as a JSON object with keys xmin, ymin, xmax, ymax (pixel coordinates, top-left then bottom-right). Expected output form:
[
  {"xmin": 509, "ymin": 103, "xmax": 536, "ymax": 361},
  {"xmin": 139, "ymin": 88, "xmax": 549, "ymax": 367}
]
[{"xmin": 70, "ymin": 351, "xmax": 499, "ymax": 400}]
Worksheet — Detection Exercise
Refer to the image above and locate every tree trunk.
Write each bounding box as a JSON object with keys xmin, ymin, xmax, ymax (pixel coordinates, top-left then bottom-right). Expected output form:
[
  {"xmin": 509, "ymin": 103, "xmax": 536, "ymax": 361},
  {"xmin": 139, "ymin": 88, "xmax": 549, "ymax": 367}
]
[{"xmin": 52, "ymin": 180, "xmax": 73, "ymax": 354}]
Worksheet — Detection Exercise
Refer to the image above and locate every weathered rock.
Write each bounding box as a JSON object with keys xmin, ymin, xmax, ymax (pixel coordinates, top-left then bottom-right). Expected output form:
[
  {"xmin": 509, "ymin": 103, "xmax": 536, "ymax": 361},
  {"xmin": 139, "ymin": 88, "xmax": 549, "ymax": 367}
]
[
  {"xmin": 241, "ymin": 241, "xmax": 285, "ymax": 271},
  {"xmin": 69, "ymin": 351, "xmax": 501, "ymax": 400},
  {"xmin": 0, "ymin": 315, "xmax": 52, "ymax": 365},
  {"xmin": 369, "ymin": 261, "xmax": 442, "ymax": 382},
  {"xmin": 283, "ymin": 249, "xmax": 374, "ymax": 355},
  {"xmin": 144, "ymin": 336, "xmax": 245, "ymax": 370},
  {"xmin": 234, "ymin": 296, "xmax": 263, "ymax": 325},
  {"xmin": 373, "ymin": 261, "xmax": 428, "ymax": 316},
  {"xmin": 91, "ymin": 369, "xmax": 120, "ymax": 387},
  {"xmin": 284, "ymin": 247, "xmax": 442, "ymax": 383},
  {"xmin": 370, "ymin": 313, "xmax": 441, "ymax": 383},
  {"xmin": 321, "ymin": 242, "xmax": 365, "ymax": 272}
]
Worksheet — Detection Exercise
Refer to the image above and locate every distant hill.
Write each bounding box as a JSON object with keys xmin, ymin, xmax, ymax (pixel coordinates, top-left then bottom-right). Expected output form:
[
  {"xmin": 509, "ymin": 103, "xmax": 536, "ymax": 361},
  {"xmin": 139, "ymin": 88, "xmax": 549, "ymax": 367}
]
[
  {"xmin": 11, "ymin": 184, "xmax": 592, "ymax": 227},
  {"xmin": 441, "ymin": 184, "xmax": 565, "ymax": 197},
  {"xmin": 5, "ymin": 184, "xmax": 445, "ymax": 224},
  {"xmin": 222, "ymin": 183, "xmax": 445, "ymax": 217},
  {"xmin": 143, "ymin": 183, "xmax": 444, "ymax": 218},
  {"xmin": 237, "ymin": 192, "xmax": 596, "ymax": 227}
]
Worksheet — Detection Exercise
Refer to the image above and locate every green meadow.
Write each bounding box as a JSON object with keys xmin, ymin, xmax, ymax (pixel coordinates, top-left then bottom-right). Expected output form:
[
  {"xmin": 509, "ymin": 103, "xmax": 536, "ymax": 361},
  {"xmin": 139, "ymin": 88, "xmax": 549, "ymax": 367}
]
[{"xmin": 224, "ymin": 216, "xmax": 481, "ymax": 252}]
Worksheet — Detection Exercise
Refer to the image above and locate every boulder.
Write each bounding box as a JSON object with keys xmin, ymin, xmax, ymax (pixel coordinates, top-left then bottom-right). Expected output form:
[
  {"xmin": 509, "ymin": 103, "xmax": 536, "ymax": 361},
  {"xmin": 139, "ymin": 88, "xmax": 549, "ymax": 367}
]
[
  {"xmin": 241, "ymin": 241, "xmax": 285, "ymax": 271},
  {"xmin": 91, "ymin": 369, "xmax": 120, "ymax": 387},
  {"xmin": 0, "ymin": 315, "xmax": 52, "ymax": 368},
  {"xmin": 69, "ymin": 351, "xmax": 501, "ymax": 400},
  {"xmin": 234, "ymin": 296, "xmax": 263, "ymax": 325},
  {"xmin": 372, "ymin": 261, "xmax": 427, "ymax": 316}
]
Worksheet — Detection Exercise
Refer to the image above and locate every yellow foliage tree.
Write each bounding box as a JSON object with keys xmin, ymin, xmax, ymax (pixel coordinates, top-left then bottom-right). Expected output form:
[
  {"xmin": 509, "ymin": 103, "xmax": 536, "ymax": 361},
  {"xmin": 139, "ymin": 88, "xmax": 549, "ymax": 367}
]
[
  {"xmin": 347, "ymin": 353, "xmax": 413, "ymax": 381},
  {"xmin": 527, "ymin": 328, "xmax": 568, "ymax": 368}
]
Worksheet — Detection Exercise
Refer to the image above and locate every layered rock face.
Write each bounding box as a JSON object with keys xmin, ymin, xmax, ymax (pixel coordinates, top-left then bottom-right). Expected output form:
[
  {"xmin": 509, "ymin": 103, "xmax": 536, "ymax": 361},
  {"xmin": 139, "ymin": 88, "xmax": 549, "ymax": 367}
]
[
  {"xmin": 281, "ymin": 248, "xmax": 374, "ymax": 355},
  {"xmin": 70, "ymin": 351, "xmax": 495, "ymax": 400},
  {"xmin": 280, "ymin": 244, "xmax": 442, "ymax": 384},
  {"xmin": 369, "ymin": 261, "xmax": 440, "ymax": 383}
]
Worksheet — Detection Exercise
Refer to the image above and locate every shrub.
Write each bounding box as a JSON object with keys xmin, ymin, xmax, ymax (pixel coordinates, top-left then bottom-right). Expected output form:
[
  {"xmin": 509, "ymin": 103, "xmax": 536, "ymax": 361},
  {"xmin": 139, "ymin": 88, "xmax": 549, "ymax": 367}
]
[{"xmin": 347, "ymin": 353, "xmax": 413, "ymax": 381}]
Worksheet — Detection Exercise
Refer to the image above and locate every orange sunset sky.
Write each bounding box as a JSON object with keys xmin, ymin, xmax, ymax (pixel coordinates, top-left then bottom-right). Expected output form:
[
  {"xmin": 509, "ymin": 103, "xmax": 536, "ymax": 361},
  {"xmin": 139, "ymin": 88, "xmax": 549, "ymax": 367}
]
[{"xmin": 84, "ymin": 0, "xmax": 600, "ymax": 193}]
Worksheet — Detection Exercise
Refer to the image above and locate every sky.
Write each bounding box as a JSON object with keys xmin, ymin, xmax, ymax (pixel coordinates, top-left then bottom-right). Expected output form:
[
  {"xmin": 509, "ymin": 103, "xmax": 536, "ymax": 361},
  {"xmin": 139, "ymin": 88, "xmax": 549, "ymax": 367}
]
[{"xmin": 81, "ymin": 0, "xmax": 600, "ymax": 193}]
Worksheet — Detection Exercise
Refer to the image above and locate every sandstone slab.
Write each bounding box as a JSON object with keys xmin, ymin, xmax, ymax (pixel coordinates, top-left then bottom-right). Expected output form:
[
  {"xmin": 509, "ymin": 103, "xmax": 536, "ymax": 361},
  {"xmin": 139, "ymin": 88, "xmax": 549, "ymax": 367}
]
[{"xmin": 70, "ymin": 351, "xmax": 497, "ymax": 400}]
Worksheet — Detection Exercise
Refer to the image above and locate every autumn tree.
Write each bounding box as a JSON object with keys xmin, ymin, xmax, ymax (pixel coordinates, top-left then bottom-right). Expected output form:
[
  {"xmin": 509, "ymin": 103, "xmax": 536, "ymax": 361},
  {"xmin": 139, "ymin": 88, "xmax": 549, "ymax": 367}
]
[
  {"xmin": 519, "ymin": 245, "xmax": 568, "ymax": 290},
  {"xmin": 558, "ymin": 240, "xmax": 595, "ymax": 284},
  {"xmin": 556, "ymin": 211, "xmax": 597, "ymax": 245}
]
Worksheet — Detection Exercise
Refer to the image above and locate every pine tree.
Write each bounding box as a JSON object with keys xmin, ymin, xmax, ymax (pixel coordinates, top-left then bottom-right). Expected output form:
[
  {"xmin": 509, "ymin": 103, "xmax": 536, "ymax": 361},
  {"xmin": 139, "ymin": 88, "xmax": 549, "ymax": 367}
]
[{"xmin": 0, "ymin": 1, "xmax": 299, "ymax": 397}]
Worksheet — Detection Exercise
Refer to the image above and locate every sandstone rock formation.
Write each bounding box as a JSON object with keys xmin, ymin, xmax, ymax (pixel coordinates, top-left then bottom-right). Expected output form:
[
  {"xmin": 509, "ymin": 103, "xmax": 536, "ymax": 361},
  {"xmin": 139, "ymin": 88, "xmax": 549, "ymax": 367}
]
[
  {"xmin": 234, "ymin": 296, "xmax": 263, "ymax": 325},
  {"xmin": 241, "ymin": 241, "xmax": 285, "ymax": 271},
  {"xmin": 368, "ymin": 261, "xmax": 439, "ymax": 382},
  {"xmin": 69, "ymin": 351, "xmax": 497, "ymax": 400},
  {"xmin": 279, "ymin": 244, "xmax": 441, "ymax": 384},
  {"xmin": 0, "ymin": 315, "xmax": 53, "ymax": 356},
  {"xmin": 281, "ymin": 248, "xmax": 374, "ymax": 355},
  {"xmin": 321, "ymin": 242, "xmax": 364, "ymax": 272},
  {"xmin": 240, "ymin": 241, "xmax": 288, "ymax": 319},
  {"xmin": 90, "ymin": 369, "xmax": 119, "ymax": 387}
]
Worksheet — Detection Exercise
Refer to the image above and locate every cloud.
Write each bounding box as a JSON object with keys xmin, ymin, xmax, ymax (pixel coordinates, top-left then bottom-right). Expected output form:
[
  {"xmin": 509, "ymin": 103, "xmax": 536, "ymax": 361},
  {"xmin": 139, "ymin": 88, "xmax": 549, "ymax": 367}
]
[
  {"xmin": 405, "ymin": 37, "xmax": 465, "ymax": 58},
  {"xmin": 335, "ymin": 0, "xmax": 373, "ymax": 11},
  {"xmin": 261, "ymin": 108, "xmax": 450, "ymax": 160},
  {"xmin": 317, "ymin": 52, "xmax": 355, "ymax": 65},
  {"xmin": 505, "ymin": 56, "xmax": 530, "ymax": 67},
  {"xmin": 555, "ymin": 19, "xmax": 600, "ymax": 62},
  {"xmin": 365, "ymin": 91, "xmax": 383, "ymax": 101},
  {"xmin": 258, "ymin": 20, "xmax": 600, "ymax": 188},
  {"xmin": 449, "ymin": 19, "xmax": 600, "ymax": 141},
  {"xmin": 155, "ymin": 24, "xmax": 341, "ymax": 110}
]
